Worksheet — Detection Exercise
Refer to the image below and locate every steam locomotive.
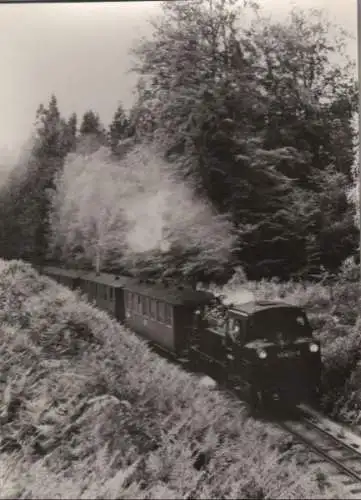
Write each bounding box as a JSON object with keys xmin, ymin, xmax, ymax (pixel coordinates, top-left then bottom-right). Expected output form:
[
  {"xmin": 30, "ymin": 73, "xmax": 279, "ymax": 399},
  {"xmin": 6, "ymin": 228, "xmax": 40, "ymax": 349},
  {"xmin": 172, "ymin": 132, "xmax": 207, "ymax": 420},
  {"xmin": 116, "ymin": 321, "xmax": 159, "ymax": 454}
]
[{"xmin": 39, "ymin": 265, "xmax": 322, "ymax": 410}]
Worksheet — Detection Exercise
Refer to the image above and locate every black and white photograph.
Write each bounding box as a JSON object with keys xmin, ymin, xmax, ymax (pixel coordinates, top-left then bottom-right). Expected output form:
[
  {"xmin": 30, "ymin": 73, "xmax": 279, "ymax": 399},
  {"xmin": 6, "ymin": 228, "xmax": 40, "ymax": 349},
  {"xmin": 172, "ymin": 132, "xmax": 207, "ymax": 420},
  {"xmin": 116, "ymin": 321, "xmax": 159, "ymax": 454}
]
[{"xmin": 0, "ymin": 0, "xmax": 359, "ymax": 497}]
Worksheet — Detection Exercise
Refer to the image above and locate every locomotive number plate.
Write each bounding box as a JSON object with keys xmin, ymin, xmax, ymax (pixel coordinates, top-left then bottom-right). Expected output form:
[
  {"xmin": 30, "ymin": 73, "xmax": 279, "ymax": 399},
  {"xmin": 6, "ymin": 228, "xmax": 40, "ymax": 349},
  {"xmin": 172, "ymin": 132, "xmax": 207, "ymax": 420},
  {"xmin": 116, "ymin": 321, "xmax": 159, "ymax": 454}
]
[{"xmin": 277, "ymin": 350, "xmax": 300, "ymax": 358}]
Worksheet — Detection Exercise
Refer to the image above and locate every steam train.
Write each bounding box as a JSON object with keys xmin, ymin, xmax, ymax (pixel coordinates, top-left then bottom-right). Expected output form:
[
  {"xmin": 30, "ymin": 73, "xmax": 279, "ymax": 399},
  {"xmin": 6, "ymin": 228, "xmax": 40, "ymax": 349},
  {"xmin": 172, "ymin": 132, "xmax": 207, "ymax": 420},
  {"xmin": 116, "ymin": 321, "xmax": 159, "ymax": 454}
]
[{"xmin": 39, "ymin": 265, "xmax": 322, "ymax": 410}]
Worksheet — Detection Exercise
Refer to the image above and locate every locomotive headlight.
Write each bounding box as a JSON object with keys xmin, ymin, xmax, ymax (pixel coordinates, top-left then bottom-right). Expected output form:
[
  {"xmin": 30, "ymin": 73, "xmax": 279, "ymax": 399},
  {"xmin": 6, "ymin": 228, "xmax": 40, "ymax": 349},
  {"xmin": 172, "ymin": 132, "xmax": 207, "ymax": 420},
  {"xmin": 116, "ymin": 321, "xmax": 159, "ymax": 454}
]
[
  {"xmin": 309, "ymin": 343, "xmax": 319, "ymax": 353},
  {"xmin": 257, "ymin": 349, "xmax": 267, "ymax": 359}
]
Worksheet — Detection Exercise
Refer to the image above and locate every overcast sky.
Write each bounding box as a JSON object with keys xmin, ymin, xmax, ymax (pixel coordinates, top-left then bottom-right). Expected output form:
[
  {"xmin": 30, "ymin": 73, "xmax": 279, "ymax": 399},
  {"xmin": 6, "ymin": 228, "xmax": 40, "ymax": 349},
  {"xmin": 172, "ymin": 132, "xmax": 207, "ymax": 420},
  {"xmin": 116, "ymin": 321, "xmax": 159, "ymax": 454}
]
[{"xmin": 0, "ymin": 0, "xmax": 357, "ymax": 156}]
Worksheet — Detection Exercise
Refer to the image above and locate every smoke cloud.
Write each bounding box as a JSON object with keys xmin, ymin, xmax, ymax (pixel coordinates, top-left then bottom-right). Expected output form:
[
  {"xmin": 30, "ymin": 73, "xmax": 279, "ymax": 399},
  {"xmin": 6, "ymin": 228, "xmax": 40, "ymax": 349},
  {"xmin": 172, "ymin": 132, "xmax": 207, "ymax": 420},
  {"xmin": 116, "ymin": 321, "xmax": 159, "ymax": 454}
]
[{"xmin": 49, "ymin": 142, "xmax": 236, "ymax": 277}]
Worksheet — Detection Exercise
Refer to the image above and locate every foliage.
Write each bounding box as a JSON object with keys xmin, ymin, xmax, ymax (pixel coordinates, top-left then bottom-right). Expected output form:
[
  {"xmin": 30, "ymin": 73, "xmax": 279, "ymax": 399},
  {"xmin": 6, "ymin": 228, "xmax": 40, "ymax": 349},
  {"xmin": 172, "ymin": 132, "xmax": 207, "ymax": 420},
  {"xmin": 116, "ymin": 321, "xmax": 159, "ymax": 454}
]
[
  {"xmin": 108, "ymin": 103, "xmax": 132, "ymax": 155},
  {"xmin": 0, "ymin": 259, "xmax": 343, "ymax": 499},
  {"xmin": 63, "ymin": 112, "xmax": 78, "ymax": 154},
  {"xmin": 244, "ymin": 8, "xmax": 358, "ymax": 277},
  {"xmin": 78, "ymin": 110, "xmax": 108, "ymax": 151},
  {"xmin": 130, "ymin": 0, "xmax": 358, "ymax": 279},
  {"xmin": 79, "ymin": 110, "xmax": 106, "ymax": 138},
  {"xmin": 34, "ymin": 95, "xmax": 68, "ymax": 160},
  {"xmin": 248, "ymin": 8, "xmax": 357, "ymax": 181},
  {"xmin": 0, "ymin": 96, "xmax": 75, "ymax": 263}
]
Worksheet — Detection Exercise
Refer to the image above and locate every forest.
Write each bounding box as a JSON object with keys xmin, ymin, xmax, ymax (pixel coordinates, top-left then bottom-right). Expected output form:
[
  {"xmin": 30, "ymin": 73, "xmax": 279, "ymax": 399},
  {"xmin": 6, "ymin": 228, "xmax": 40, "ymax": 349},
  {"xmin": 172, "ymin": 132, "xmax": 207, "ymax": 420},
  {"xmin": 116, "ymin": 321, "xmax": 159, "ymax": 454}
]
[
  {"xmin": 0, "ymin": 3, "xmax": 360, "ymax": 497},
  {"xmin": 0, "ymin": 0, "xmax": 358, "ymax": 286}
]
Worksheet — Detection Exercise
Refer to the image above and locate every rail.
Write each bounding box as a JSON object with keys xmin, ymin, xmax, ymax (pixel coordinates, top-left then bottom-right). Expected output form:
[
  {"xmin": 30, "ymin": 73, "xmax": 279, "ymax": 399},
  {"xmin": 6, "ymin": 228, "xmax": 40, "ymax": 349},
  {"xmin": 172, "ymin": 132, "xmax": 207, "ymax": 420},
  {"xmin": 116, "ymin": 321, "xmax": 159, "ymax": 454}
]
[{"xmin": 278, "ymin": 404, "xmax": 361, "ymax": 496}]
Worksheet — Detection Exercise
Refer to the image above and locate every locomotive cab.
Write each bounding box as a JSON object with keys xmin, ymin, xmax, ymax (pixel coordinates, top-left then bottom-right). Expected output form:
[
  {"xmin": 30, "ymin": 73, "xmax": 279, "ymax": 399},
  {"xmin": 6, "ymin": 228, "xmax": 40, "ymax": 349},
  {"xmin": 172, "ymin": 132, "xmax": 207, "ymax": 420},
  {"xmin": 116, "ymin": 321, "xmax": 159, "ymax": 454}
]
[{"xmin": 226, "ymin": 301, "xmax": 321, "ymax": 408}]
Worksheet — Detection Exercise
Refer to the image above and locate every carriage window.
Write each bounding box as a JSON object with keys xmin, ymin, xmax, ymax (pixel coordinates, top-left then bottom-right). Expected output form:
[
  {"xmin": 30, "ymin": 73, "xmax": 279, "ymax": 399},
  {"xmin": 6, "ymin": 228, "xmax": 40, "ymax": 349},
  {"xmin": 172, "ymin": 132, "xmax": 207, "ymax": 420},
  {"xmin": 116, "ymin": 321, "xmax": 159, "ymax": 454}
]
[
  {"xmin": 150, "ymin": 299, "xmax": 156, "ymax": 319},
  {"xmin": 164, "ymin": 304, "xmax": 173, "ymax": 326},
  {"xmin": 132, "ymin": 293, "xmax": 137, "ymax": 311},
  {"xmin": 157, "ymin": 301, "xmax": 165, "ymax": 322},
  {"xmin": 141, "ymin": 296, "xmax": 148, "ymax": 316},
  {"xmin": 137, "ymin": 294, "xmax": 142, "ymax": 314},
  {"xmin": 109, "ymin": 287, "xmax": 113, "ymax": 300},
  {"xmin": 126, "ymin": 291, "xmax": 132, "ymax": 309},
  {"xmin": 135, "ymin": 294, "xmax": 139, "ymax": 312}
]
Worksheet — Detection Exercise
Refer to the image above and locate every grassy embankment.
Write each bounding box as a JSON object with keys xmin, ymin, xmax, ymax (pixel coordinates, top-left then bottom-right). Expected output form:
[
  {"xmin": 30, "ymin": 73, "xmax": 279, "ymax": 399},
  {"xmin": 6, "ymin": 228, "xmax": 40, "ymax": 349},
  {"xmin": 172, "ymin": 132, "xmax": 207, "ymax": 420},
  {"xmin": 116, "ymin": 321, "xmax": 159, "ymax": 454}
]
[{"xmin": 0, "ymin": 260, "xmax": 344, "ymax": 499}]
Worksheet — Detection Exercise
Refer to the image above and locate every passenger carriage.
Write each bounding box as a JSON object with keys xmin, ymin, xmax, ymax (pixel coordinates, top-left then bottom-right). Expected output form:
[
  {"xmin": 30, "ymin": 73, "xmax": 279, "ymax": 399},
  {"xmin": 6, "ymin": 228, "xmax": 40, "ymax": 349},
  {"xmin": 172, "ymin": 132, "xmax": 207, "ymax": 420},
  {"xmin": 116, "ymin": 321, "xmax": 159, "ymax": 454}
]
[
  {"xmin": 78, "ymin": 272, "xmax": 131, "ymax": 319},
  {"xmin": 41, "ymin": 266, "xmax": 84, "ymax": 290},
  {"xmin": 122, "ymin": 280, "xmax": 214, "ymax": 358}
]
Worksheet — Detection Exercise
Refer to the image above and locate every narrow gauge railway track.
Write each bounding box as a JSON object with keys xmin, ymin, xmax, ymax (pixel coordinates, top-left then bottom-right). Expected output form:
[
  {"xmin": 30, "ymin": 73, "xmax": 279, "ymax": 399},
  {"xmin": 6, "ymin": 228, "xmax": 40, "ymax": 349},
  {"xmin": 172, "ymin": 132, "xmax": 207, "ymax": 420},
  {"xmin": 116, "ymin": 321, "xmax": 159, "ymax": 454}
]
[{"xmin": 278, "ymin": 404, "xmax": 361, "ymax": 496}]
